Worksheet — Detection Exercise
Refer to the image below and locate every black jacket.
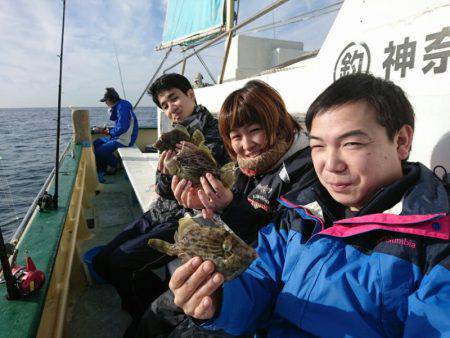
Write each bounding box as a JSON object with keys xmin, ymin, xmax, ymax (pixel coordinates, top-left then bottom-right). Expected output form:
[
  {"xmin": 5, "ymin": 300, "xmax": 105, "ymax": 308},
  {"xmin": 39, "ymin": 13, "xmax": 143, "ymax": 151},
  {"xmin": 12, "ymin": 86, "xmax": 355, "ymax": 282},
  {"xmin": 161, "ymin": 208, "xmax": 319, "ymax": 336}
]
[
  {"xmin": 155, "ymin": 105, "xmax": 229, "ymax": 200},
  {"xmin": 221, "ymin": 133, "xmax": 316, "ymax": 244}
]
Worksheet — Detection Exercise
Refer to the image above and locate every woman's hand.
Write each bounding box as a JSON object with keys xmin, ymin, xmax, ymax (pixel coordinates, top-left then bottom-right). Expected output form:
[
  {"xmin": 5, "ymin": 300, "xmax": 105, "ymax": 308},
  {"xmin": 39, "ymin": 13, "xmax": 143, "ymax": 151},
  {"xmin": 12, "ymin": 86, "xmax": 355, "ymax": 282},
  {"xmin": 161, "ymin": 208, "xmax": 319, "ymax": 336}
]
[
  {"xmin": 171, "ymin": 176, "xmax": 204, "ymax": 209},
  {"xmin": 170, "ymin": 257, "xmax": 224, "ymax": 320},
  {"xmin": 197, "ymin": 173, "xmax": 233, "ymax": 216}
]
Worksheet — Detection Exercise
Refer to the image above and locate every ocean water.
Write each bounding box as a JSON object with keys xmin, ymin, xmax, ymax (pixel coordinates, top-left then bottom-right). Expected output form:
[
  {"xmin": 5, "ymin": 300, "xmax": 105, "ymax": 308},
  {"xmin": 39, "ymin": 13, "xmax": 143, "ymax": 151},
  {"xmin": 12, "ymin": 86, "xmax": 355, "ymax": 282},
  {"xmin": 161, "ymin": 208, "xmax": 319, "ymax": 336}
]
[{"xmin": 0, "ymin": 106, "xmax": 157, "ymax": 241}]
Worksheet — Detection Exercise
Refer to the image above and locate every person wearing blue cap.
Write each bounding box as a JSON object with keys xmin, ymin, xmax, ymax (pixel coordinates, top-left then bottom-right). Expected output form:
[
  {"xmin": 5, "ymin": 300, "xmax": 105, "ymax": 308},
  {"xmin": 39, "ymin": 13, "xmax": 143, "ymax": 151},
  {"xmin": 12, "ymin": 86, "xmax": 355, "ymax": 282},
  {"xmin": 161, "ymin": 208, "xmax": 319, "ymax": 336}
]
[{"xmin": 94, "ymin": 87, "xmax": 139, "ymax": 183}]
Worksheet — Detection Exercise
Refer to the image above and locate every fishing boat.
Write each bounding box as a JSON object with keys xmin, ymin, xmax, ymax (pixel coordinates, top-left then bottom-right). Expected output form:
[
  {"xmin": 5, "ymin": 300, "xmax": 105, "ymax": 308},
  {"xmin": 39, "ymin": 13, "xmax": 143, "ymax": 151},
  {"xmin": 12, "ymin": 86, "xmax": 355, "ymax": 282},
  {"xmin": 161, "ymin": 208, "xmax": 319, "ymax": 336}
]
[{"xmin": 1, "ymin": 0, "xmax": 449, "ymax": 337}]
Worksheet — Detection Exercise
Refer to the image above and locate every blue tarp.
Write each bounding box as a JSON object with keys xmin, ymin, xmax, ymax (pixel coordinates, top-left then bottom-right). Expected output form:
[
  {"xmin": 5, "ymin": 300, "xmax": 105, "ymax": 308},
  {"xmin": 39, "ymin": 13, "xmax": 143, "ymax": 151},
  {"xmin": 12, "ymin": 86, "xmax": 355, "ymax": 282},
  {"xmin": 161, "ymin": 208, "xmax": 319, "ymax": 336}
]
[{"xmin": 162, "ymin": 0, "xmax": 225, "ymax": 46}]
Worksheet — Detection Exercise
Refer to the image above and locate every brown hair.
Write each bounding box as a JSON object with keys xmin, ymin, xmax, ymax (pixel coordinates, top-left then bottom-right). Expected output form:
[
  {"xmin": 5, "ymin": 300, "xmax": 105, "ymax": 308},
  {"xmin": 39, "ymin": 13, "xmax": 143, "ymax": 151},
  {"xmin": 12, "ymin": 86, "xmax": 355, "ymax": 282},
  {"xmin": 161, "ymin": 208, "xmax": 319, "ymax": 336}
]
[{"xmin": 219, "ymin": 80, "xmax": 300, "ymax": 160}]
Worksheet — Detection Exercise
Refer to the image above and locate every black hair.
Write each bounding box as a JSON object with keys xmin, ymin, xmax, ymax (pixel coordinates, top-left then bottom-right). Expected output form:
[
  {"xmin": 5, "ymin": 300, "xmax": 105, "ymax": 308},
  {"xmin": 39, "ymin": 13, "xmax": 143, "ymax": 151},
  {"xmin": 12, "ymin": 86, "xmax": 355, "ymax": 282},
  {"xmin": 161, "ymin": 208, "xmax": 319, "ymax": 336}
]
[
  {"xmin": 148, "ymin": 73, "xmax": 193, "ymax": 108},
  {"xmin": 101, "ymin": 87, "xmax": 120, "ymax": 103},
  {"xmin": 305, "ymin": 73, "xmax": 415, "ymax": 140}
]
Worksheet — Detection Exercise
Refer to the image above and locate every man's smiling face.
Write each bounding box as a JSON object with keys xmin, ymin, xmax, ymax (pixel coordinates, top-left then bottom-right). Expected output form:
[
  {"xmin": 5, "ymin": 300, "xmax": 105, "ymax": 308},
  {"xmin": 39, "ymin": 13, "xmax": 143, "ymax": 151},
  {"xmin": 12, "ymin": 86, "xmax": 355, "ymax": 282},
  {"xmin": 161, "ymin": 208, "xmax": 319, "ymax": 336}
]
[
  {"xmin": 157, "ymin": 88, "xmax": 196, "ymax": 123},
  {"xmin": 309, "ymin": 100, "xmax": 412, "ymax": 210}
]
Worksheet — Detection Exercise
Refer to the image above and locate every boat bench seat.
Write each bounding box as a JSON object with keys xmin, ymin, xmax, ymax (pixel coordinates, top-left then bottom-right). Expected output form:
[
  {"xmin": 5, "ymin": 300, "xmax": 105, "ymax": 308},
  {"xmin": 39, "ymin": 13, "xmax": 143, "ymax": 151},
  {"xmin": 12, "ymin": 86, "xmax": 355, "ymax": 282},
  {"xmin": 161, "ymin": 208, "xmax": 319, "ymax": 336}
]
[
  {"xmin": 117, "ymin": 146, "xmax": 159, "ymax": 212},
  {"xmin": 118, "ymin": 146, "xmax": 182, "ymax": 277}
]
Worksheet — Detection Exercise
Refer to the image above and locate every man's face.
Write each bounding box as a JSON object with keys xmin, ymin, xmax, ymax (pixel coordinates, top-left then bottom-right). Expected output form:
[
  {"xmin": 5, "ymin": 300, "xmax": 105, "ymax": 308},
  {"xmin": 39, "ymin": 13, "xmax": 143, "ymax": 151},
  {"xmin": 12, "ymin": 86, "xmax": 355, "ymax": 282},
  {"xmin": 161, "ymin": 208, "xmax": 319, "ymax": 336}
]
[
  {"xmin": 309, "ymin": 101, "xmax": 413, "ymax": 210},
  {"xmin": 105, "ymin": 99, "xmax": 115, "ymax": 108},
  {"xmin": 157, "ymin": 88, "xmax": 196, "ymax": 123}
]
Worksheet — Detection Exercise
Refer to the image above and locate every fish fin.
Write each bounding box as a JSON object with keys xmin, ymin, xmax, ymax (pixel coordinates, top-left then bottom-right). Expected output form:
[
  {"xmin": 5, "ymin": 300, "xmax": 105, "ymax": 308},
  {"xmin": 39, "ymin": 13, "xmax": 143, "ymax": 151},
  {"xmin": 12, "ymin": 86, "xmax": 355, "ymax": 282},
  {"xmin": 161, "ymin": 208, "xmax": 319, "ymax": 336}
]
[
  {"xmin": 153, "ymin": 138, "xmax": 163, "ymax": 151},
  {"xmin": 148, "ymin": 239, "xmax": 177, "ymax": 256},
  {"xmin": 174, "ymin": 230, "xmax": 180, "ymax": 242},
  {"xmin": 220, "ymin": 162, "xmax": 237, "ymax": 188},
  {"xmin": 178, "ymin": 216, "xmax": 198, "ymax": 237},
  {"xmin": 165, "ymin": 157, "xmax": 179, "ymax": 176},
  {"xmin": 178, "ymin": 252, "xmax": 191, "ymax": 264},
  {"xmin": 198, "ymin": 144, "xmax": 217, "ymax": 165},
  {"xmin": 191, "ymin": 129, "xmax": 205, "ymax": 146},
  {"xmin": 174, "ymin": 124, "xmax": 190, "ymax": 138}
]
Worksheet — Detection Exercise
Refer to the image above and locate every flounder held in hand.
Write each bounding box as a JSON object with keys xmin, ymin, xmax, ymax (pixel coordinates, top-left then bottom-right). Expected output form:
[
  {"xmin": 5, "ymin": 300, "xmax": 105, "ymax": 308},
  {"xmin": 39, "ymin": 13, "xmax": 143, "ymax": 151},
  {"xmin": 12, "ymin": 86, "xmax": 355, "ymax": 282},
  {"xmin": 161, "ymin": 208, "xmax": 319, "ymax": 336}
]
[
  {"xmin": 153, "ymin": 124, "xmax": 205, "ymax": 151},
  {"xmin": 165, "ymin": 144, "xmax": 236, "ymax": 187},
  {"xmin": 148, "ymin": 214, "xmax": 257, "ymax": 280}
]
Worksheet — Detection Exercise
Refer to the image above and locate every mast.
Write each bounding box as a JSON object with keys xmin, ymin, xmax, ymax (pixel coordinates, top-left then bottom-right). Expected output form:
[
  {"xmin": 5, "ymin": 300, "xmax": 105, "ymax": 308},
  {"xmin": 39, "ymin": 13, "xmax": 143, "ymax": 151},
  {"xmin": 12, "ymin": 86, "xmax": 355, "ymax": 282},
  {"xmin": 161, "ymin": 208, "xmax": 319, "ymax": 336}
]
[
  {"xmin": 53, "ymin": 0, "xmax": 66, "ymax": 209},
  {"xmin": 219, "ymin": 0, "xmax": 235, "ymax": 83},
  {"xmin": 226, "ymin": 0, "xmax": 234, "ymax": 31}
]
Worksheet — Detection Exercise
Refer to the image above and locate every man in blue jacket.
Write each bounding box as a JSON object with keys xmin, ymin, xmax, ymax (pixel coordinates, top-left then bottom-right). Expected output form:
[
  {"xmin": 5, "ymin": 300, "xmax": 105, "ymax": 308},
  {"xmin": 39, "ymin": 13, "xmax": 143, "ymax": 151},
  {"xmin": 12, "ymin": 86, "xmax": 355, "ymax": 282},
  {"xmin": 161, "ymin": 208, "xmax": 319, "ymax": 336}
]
[
  {"xmin": 94, "ymin": 87, "xmax": 139, "ymax": 183},
  {"xmin": 169, "ymin": 73, "xmax": 450, "ymax": 337}
]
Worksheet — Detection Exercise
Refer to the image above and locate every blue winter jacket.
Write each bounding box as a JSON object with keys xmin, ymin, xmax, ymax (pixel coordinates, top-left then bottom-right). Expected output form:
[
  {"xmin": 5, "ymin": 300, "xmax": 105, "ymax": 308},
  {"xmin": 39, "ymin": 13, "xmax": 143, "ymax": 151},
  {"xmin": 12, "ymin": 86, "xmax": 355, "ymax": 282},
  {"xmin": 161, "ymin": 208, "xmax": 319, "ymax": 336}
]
[
  {"xmin": 203, "ymin": 163, "xmax": 450, "ymax": 337},
  {"xmin": 108, "ymin": 99, "xmax": 138, "ymax": 146}
]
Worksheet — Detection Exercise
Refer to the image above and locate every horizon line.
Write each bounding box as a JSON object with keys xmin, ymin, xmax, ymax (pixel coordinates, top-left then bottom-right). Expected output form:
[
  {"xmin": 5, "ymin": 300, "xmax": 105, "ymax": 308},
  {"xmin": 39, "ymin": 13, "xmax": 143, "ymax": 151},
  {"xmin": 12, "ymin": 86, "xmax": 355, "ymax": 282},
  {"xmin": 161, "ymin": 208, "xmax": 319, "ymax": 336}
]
[{"xmin": 0, "ymin": 106, "xmax": 157, "ymax": 109}]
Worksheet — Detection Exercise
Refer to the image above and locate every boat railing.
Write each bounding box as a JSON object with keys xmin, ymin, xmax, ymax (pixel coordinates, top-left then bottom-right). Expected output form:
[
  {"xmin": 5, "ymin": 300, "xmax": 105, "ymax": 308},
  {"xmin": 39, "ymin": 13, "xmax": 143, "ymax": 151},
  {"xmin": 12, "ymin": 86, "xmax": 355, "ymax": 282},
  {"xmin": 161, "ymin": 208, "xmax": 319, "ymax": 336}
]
[
  {"xmin": 9, "ymin": 139, "xmax": 74, "ymax": 245},
  {"xmin": 257, "ymin": 49, "xmax": 319, "ymax": 76}
]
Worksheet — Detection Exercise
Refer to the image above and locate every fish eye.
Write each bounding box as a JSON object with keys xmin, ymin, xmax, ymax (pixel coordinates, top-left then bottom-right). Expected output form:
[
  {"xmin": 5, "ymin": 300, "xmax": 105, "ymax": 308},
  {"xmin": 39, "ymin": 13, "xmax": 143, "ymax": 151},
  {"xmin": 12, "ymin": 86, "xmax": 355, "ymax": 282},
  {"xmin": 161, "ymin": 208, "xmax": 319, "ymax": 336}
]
[{"xmin": 222, "ymin": 240, "xmax": 232, "ymax": 252}]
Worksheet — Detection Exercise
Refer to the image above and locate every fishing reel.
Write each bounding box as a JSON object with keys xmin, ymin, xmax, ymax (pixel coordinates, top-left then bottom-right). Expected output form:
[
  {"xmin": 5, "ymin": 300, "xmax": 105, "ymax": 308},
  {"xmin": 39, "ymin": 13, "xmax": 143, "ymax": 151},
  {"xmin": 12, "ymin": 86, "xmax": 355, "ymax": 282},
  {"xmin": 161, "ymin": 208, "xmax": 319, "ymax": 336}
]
[
  {"xmin": 0, "ymin": 256, "xmax": 45, "ymax": 298},
  {"xmin": 91, "ymin": 125, "xmax": 109, "ymax": 135},
  {"xmin": 37, "ymin": 191, "xmax": 55, "ymax": 212}
]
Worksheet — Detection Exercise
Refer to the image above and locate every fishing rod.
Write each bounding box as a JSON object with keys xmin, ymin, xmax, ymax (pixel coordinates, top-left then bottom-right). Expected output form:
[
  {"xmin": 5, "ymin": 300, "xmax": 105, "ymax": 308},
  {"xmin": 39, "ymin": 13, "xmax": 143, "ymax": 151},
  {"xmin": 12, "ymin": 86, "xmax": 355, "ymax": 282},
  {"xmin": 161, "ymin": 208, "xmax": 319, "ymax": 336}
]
[
  {"xmin": 113, "ymin": 41, "xmax": 127, "ymax": 100},
  {"xmin": 53, "ymin": 0, "xmax": 66, "ymax": 209},
  {"xmin": 0, "ymin": 0, "xmax": 65, "ymax": 301}
]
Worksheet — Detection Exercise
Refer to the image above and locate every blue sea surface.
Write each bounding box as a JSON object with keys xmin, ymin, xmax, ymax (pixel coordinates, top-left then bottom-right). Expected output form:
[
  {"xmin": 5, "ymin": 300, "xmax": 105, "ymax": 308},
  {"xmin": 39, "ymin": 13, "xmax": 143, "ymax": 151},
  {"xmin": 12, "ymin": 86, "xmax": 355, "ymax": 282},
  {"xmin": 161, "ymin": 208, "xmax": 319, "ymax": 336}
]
[{"xmin": 0, "ymin": 106, "xmax": 156, "ymax": 241}]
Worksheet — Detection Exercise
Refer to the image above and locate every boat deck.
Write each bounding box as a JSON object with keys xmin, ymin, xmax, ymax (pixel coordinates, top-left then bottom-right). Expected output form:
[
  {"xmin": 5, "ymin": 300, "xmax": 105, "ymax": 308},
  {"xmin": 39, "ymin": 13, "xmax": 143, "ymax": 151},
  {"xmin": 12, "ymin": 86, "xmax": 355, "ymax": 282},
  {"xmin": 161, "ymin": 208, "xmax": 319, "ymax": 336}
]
[{"xmin": 68, "ymin": 169, "xmax": 143, "ymax": 338}]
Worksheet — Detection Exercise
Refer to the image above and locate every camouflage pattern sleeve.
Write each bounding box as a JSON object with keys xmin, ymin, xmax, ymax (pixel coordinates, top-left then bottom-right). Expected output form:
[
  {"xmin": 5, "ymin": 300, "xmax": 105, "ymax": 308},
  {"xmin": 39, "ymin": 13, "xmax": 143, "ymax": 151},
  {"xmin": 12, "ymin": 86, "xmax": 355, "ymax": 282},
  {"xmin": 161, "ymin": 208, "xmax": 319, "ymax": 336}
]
[{"xmin": 155, "ymin": 170, "xmax": 176, "ymax": 200}]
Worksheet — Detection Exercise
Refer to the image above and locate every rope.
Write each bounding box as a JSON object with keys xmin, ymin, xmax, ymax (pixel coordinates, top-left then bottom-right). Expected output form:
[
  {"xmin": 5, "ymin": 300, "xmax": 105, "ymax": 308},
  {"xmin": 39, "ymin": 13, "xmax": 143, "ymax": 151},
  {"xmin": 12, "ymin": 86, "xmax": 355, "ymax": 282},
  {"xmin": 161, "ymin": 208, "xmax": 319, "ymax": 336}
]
[
  {"xmin": 0, "ymin": 156, "xmax": 20, "ymax": 230},
  {"xmin": 171, "ymin": 1, "xmax": 342, "ymax": 73},
  {"xmin": 134, "ymin": 47, "xmax": 172, "ymax": 110},
  {"xmin": 193, "ymin": 48, "xmax": 217, "ymax": 84},
  {"xmin": 239, "ymin": 2, "xmax": 342, "ymax": 36}
]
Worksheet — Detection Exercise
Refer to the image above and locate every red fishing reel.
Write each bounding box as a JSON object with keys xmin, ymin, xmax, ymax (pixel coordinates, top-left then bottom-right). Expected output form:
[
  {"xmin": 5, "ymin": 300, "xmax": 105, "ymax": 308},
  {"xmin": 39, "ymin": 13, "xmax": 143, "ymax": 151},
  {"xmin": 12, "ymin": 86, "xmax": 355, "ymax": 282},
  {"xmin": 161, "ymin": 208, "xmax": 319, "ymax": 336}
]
[{"xmin": 10, "ymin": 256, "xmax": 45, "ymax": 297}]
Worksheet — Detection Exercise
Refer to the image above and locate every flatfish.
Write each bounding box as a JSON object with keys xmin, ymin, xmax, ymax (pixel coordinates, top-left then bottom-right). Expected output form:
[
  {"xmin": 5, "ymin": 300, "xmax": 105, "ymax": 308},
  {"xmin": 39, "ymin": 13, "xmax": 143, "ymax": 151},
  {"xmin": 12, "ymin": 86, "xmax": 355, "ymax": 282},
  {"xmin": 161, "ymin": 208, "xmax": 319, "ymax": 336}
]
[
  {"xmin": 153, "ymin": 124, "xmax": 204, "ymax": 152},
  {"xmin": 148, "ymin": 214, "xmax": 257, "ymax": 280},
  {"xmin": 165, "ymin": 145, "xmax": 235, "ymax": 187}
]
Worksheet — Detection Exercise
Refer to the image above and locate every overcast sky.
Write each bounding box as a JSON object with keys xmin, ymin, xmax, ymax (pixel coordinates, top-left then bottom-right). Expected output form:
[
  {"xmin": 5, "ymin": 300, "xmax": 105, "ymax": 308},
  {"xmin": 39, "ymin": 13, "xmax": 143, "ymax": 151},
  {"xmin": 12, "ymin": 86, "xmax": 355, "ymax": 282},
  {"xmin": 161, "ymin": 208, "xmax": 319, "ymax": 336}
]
[{"xmin": 0, "ymin": 0, "xmax": 339, "ymax": 108}]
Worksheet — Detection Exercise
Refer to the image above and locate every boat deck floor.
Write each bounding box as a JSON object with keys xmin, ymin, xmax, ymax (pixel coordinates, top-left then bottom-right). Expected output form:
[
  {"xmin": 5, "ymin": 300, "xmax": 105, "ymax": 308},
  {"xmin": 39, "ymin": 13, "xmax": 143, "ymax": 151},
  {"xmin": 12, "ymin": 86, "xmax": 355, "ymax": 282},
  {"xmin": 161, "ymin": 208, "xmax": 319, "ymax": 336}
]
[{"xmin": 68, "ymin": 170, "xmax": 143, "ymax": 338}]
